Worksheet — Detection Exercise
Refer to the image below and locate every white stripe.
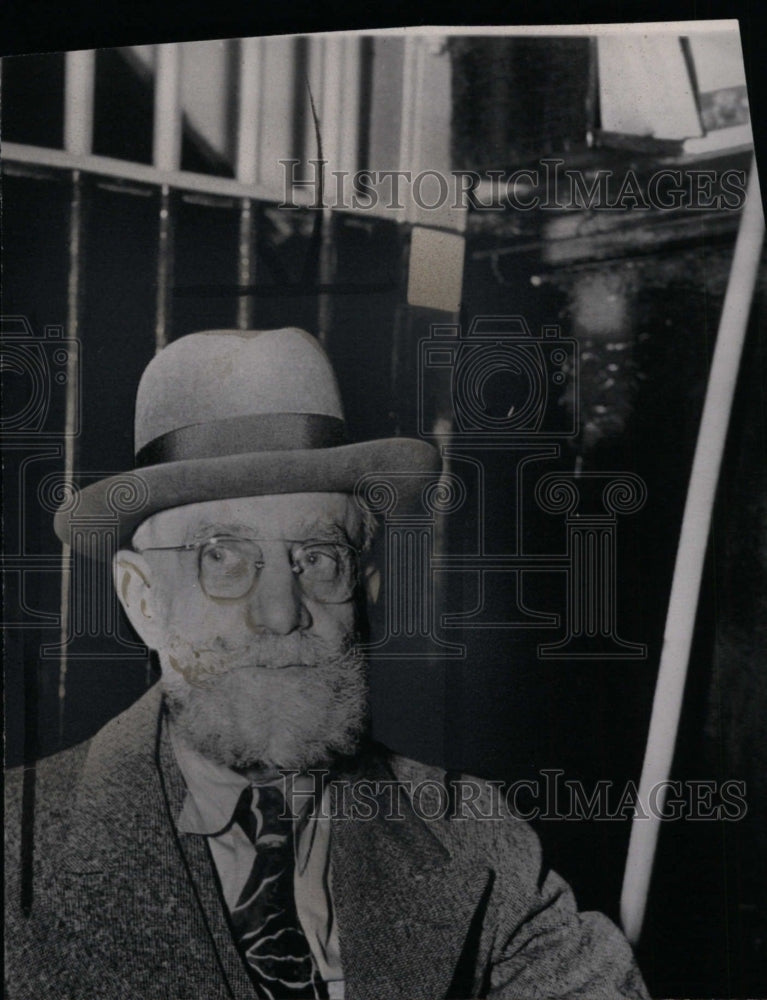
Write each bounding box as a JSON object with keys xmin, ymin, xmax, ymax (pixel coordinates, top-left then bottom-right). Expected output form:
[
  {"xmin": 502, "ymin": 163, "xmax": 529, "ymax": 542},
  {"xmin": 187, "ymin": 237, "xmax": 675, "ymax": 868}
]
[{"xmin": 620, "ymin": 157, "xmax": 764, "ymax": 944}]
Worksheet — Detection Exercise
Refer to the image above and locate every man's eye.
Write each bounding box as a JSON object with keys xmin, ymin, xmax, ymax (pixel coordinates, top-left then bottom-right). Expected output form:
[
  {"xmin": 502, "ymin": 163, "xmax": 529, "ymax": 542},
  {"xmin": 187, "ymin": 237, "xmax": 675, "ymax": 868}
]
[
  {"xmin": 201, "ymin": 542, "xmax": 248, "ymax": 574},
  {"xmin": 204, "ymin": 545, "xmax": 231, "ymax": 563},
  {"xmin": 296, "ymin": 546, "xmax": 339, "ymax": 578}
]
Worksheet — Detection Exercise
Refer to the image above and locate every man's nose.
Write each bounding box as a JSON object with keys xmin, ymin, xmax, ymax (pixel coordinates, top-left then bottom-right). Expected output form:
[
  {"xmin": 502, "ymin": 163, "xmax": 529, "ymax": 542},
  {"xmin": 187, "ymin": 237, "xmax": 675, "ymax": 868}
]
[{"xmin": 244, "ymin": 557, "xmax": 311, "ymax": 634}]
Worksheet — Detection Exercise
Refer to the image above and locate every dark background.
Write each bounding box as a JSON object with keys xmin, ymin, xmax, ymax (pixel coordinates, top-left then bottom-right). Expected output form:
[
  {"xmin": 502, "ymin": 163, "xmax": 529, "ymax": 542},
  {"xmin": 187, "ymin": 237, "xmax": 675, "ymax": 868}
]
[{"xmin": 3, "ymin": 19, "xmax": 767, "ymax": 999}]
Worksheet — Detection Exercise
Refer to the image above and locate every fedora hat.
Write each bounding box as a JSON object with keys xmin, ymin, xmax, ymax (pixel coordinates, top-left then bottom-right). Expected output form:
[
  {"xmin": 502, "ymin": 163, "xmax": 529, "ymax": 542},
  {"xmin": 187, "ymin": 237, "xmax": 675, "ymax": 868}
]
[{"xmin": 54, "ymin": 328, "xmax": 441, "ymax": 551}]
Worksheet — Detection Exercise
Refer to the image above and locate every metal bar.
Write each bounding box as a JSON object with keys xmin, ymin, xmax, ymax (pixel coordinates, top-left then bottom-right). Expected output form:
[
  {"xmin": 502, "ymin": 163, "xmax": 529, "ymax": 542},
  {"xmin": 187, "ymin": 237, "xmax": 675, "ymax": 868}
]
[
  {"xmin": 234, "ymin": 37, "xmax": 263, "ymax": 331},
  {"xmin": 342, "ymin": 38, "xmax": 363, "ymax": 174},
  {"xmin": 319, "ymin": 35, "xmax": 362, "ymax": 176},
  {"xmin": 398, "ymin": 35, "xmax": 426, "ymax": 226},
  {"xmin": 153, "ymin": 44, "xmax": 182, "ymax": 173},
  {"xmin": 151, "ymin": 45, "xmax": 181, "ymax": 352},
  {"xmin": 3, "ymin": 142, "xmax": 321, "ymax": 210},
  {"xmin": 585, "ymin": 37, "xmax": 599, "ymax": 148},
  {"xmin": 316, "ymin": 208, "xmax": 335, "ymax": 347},
  {"xmin": 620, "ymin": 156, "xmax": 764, "ymax": 945},
  {"xmin": 64, "ymin": 50, "xmax": 96, "ymax": 156},
  {"xmin": 57, "ymin": 170, "xmax": 86, "ymax": 740},
  {"xmin": 3, "ymin": 141, "xmax": 470, "ymax": 226},
  {"xmin": 259, "ymin": 36, "xmax": 300, "ymax": 193},
  {"xmin": 236, "ymin": 37, "xmax": 264, "ymax": 186},
  {"xmin": 236, "ymin": 199, "xmax": 256, "ymax": 330},
  {"xmin": 155, "ymin": 186, "xmax": 174, "ymax": 352}
]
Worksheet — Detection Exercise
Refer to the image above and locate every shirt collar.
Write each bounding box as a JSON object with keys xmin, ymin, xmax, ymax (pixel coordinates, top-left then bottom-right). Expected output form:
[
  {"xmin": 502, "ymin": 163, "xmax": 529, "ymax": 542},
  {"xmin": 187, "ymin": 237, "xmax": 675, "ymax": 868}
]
[{"xmin": 168, "ymin": 721, "xmax": 324, "ymax": 837}]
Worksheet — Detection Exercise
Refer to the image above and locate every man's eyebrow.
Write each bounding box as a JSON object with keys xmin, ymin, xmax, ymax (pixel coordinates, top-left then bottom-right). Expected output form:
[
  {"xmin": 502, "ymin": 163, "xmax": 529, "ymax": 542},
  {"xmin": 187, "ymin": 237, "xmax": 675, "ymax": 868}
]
[
  {"xmin": 186, "ymin": 521, "xmax": 261, "ymax": 543},
  {"xmin": 185, "ymin": 519, "xmax": 350, "ymax": 544},
  {"xmin": 291, "ymin": 519, "xmax": 350, "ymax": 542}
]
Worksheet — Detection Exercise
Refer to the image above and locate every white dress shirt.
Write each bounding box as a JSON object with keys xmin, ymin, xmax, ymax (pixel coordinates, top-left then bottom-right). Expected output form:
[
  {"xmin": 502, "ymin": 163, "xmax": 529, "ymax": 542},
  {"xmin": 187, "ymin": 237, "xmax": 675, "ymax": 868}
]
[{"xmin": 169, "ymin": 723, "xmax": 345, "ymax": 998}]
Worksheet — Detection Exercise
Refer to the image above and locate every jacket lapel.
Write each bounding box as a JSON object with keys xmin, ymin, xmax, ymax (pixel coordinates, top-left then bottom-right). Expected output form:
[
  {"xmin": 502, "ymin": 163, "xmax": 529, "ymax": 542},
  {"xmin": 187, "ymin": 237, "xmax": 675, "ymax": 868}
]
[
  {"xmin": 59, "ymin": 686, "xmax": 256, "ymax": 999},
  {"xmin": 330, "ymin": 755, "xmax": 492, "ymax": 1000},
  {"xmin": 154, "ymin": 704, "xmax": 260, "ymax": 999}
]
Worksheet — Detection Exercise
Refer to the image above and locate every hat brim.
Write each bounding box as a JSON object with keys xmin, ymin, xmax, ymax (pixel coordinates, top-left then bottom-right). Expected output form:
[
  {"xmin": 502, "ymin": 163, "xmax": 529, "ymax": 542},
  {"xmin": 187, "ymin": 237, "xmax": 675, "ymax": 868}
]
[{"xmin": 54, "ymin": 437, "xmax": 442, "ymax": 552}]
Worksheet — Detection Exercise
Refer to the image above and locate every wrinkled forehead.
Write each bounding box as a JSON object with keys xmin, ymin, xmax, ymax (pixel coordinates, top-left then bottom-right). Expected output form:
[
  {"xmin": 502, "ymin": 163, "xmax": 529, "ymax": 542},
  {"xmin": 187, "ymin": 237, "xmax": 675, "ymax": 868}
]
[{"xmin": 132, "ymin": 492, "xmax": 362, "ymax": 548}]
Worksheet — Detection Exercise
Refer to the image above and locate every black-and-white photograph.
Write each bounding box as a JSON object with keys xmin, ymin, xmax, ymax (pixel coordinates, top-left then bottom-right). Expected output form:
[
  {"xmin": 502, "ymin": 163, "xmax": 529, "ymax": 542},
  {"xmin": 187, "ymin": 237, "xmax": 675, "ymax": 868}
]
[{"xmin": 3, "ymin": 17, "xmax": 765, "ymax": 1000}]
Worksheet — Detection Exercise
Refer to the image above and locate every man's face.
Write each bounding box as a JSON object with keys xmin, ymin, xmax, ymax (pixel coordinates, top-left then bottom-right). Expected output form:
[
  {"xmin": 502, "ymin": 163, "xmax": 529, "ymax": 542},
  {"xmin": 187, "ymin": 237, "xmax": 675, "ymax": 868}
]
[{"xmin": 117, "ymin": 492, "xmax": 369, "ymax": 773}]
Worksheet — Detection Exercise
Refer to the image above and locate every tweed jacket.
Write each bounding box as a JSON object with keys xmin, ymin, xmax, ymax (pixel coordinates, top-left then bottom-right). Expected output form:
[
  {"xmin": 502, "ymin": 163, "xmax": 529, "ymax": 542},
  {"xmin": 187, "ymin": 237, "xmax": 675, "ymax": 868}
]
[{"xmin": 6, "ymin": 686, "xmax": 649, "ymax": 999}]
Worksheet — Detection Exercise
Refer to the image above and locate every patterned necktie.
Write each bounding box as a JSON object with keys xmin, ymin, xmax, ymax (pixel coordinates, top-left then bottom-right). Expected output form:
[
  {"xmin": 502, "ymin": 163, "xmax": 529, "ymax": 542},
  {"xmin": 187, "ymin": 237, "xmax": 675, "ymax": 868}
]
[{"xmin": 231, "ymin": 784, "xmax": 328, "ymax": 1000}]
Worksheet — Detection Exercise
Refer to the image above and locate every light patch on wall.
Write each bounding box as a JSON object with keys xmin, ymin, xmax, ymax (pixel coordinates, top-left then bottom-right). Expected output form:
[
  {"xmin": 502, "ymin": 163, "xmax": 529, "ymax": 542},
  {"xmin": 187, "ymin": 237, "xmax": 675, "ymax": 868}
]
[
  {"xmin": 571, "ymin": 271, "xmax": 631, "ymax": 337},
  {"xmin": 406, "ymin": 227, "xmax": 465, "ymax": 313},
  {"xmin": 597, "ymin": 34, "xmax": 702, "ymax": 140}
]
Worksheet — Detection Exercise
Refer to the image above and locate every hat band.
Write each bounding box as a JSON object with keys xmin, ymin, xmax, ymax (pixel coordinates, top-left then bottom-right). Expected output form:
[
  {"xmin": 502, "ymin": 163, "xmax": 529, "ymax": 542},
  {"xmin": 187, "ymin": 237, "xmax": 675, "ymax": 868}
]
[{"xmin": 135, "ymin": 412, "xmax": 348, "ymax": 467}]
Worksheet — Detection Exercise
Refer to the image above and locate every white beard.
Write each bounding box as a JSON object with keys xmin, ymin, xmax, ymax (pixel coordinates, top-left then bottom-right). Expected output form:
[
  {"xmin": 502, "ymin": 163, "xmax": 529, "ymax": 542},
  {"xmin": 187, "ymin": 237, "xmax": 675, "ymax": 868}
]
[{"xmin": 158, "ymin": 631, "xmax": 369, "ymax": 772}]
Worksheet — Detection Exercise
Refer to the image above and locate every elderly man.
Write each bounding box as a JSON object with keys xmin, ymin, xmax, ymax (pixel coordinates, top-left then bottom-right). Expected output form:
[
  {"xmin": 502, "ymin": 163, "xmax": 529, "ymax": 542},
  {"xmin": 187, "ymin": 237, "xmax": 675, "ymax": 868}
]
[{"xmin": 6, "ymin": 328, "xmax": 649, "ymax": 999}]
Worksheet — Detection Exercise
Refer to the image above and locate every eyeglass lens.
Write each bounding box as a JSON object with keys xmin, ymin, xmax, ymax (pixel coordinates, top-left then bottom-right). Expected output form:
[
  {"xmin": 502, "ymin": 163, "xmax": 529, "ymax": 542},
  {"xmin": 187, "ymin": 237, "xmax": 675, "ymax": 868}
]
[{"xmin": 198, "ymin": 538, "xmax": 356, "ymax": 603}]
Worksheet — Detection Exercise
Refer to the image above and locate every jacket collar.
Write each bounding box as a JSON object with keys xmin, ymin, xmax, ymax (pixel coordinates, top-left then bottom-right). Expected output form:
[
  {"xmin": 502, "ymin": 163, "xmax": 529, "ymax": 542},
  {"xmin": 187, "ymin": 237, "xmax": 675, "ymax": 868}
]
[
  {"xmin": 60, "ymin": 683, "xmax": 167, "ymax": 874},
  {"xmin": 329, "ymin": 751, "xmax": 492, "ymax": 1000},
  {"xmin": 59, "ymin": 685, "xmax": 262, "ymax": 999}
]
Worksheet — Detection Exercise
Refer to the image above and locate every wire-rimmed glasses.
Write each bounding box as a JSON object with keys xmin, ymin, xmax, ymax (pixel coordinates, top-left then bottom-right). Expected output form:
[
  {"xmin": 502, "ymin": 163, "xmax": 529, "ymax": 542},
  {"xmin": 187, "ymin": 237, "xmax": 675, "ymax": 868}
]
[{"xmin": 136, "ymin": 535, "xmax": 360, "ymax": 604}]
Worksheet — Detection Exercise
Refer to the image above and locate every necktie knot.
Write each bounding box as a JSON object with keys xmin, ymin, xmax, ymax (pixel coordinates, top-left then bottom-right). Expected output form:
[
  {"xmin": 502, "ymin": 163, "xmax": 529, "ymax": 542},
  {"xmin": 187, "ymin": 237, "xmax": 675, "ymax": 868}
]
[
  {"xmin": 233, "ymin": 784, "xmax": 294, "ymax": 852},
  {"xmin": 256, "ymin": 784, "xmax": 292, "ymax": 844}
]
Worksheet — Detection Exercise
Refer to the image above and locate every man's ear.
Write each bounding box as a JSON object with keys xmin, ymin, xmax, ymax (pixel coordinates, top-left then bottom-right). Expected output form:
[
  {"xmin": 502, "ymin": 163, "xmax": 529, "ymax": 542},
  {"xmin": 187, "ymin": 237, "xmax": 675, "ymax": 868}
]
[
  {"xmin": 361, "ymin": 560, "xmax": 381, "ymax": 606},
  {"xmin": 113, "ymin": 551, "xmax": 161, "ymax": 648}
]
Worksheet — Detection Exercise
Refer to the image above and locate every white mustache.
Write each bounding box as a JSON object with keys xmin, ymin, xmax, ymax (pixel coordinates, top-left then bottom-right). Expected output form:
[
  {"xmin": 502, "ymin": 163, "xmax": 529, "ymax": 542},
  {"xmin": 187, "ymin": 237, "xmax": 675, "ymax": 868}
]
[{"xmin": 166, "ymin": 632, "xmax": 352, "ymax": 688}]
